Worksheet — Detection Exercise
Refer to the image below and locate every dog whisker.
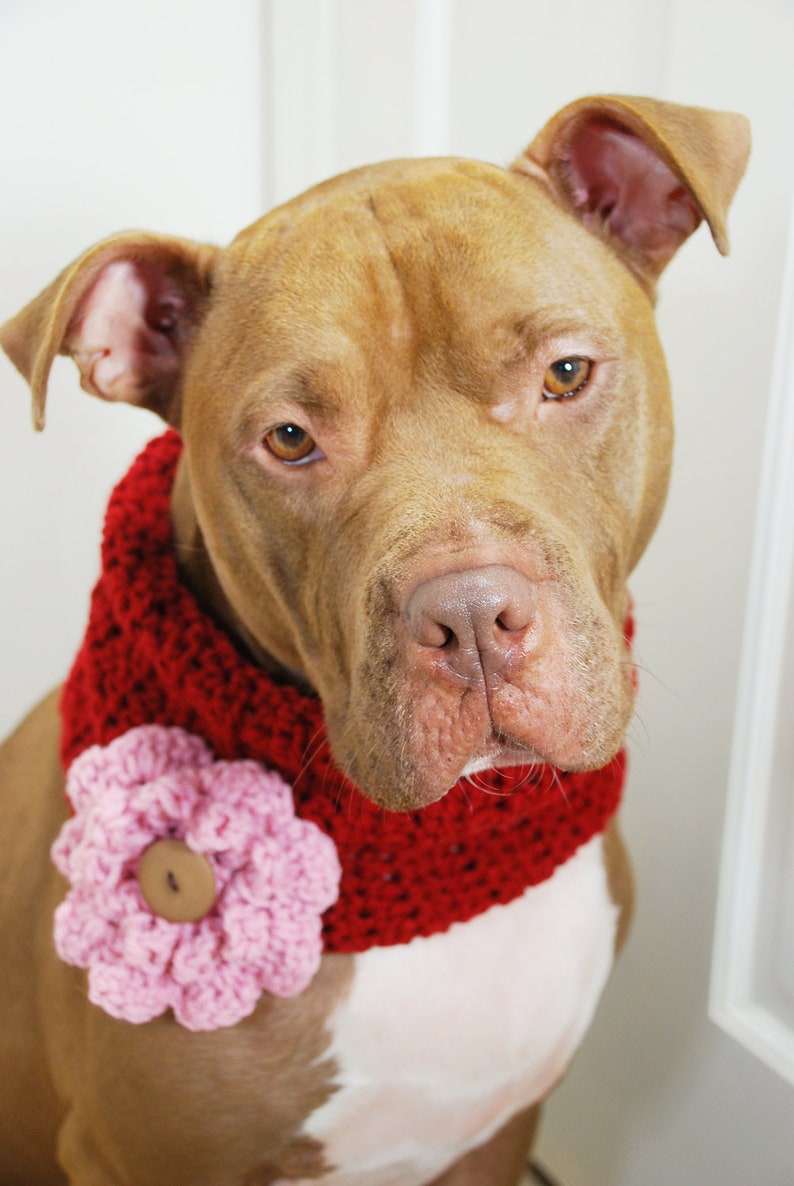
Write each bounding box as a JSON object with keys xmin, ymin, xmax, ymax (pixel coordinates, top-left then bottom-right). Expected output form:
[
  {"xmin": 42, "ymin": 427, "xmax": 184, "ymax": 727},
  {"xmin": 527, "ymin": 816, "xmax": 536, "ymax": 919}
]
[{"xmin": 548, "ymin": 766, "xmax": 570, "ymax": 808}]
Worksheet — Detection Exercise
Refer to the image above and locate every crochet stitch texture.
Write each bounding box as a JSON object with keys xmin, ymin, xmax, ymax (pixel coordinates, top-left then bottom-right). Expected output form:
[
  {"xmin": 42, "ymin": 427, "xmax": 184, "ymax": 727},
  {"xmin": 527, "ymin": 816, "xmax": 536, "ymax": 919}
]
[
  {"xmin": 53, "ymin": 724, "xmax": 341, "ymax": 1029},
  {"xmin": 60, "ymin": 430, "xmax": 627, "ymax": 953}
]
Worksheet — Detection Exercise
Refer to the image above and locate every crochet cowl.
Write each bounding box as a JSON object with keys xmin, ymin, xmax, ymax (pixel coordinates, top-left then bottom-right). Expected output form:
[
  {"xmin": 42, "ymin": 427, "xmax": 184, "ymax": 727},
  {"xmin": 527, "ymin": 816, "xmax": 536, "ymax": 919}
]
[{"xmin": 60, "ymin": 430, "xmax": 627, "ymax": 953}]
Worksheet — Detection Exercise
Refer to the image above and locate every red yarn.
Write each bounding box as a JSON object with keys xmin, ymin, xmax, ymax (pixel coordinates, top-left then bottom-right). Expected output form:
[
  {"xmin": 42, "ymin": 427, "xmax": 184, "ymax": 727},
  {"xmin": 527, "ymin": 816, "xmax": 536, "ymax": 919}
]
[{"xmin": 60, "ymin": 431, "xmax": 627, "ymax": 954}]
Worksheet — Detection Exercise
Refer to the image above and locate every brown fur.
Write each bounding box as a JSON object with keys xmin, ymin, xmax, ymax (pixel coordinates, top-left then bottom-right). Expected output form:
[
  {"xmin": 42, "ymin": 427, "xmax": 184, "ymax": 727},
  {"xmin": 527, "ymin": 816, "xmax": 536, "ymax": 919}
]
[{"xmin": 0, "ymin": 96, "xmax": 749, "ymax": 1184}]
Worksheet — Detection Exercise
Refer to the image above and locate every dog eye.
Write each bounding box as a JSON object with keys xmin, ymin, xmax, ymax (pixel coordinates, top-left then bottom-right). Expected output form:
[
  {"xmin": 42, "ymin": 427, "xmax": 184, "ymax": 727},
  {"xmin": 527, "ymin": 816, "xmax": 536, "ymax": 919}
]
[
  {"xmin": 542, "ymin": 357, "xmax": 592, "ymax": 400},
  {"xmin": 263, "ymin": 424, "xmax": 320, "ymax": 465}
]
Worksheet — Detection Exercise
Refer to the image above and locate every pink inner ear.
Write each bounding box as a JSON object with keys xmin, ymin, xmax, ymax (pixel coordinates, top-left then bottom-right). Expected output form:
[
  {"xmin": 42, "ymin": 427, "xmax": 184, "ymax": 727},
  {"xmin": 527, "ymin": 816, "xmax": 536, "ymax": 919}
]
[
  {"xmin": 565, "ymin": 119, "xmax": 702, "ymax": 270},
  {"xmin": 66, "ymin": 260, "xmax": 187, "ymax": 407}
]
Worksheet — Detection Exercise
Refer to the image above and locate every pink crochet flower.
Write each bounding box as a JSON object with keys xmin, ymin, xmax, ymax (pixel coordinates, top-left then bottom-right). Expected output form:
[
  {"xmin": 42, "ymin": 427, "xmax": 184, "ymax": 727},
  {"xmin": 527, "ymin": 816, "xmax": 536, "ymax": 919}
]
[{"xmin": 52, "ymin": 725, "xmax": 341, "ymax": 1031}]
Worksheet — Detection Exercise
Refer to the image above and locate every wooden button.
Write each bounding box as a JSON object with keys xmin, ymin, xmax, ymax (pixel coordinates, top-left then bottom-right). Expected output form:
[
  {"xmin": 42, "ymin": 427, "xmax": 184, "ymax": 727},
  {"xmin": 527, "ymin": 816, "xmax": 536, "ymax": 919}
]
[{"xmin": 137, "ymin": 839, "xmax": 216, "ymax": 923}]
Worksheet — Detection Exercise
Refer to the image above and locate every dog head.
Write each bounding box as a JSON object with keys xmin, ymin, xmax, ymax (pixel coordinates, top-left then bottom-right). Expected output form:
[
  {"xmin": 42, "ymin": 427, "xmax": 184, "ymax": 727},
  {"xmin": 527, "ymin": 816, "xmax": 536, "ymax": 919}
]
[{"xmin": 1, "ymin": 96, "xmax": 749, "ymax": 809}]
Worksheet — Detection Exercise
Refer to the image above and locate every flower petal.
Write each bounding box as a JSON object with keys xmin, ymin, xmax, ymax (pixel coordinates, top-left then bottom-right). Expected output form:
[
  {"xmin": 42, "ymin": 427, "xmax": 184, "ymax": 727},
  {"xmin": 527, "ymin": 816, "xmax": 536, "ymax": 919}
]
[{"xmin": 54, "ymin": 725, "xmax": 341, "ymax": 1030}]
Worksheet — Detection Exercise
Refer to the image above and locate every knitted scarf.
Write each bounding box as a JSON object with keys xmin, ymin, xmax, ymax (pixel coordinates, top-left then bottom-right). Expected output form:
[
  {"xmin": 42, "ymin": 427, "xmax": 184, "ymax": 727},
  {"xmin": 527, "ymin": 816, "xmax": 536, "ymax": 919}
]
[{"xmin": 60, "ymin": 430, "xmax": 626, "ymax": 954}]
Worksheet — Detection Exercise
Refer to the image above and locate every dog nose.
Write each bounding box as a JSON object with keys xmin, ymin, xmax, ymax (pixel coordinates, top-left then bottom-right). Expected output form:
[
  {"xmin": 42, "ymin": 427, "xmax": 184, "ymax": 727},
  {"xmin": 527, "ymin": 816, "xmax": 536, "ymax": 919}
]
[{"xmin": 404, "ymin": 565, "xmax": 537, "ymax": 681}]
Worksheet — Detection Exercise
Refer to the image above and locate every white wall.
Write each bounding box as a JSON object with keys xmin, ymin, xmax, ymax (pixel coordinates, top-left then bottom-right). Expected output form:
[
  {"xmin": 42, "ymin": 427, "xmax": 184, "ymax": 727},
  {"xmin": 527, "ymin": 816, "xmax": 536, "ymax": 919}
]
[
  {"xmin": 2, "ymin": 2, "xmax": 793, "ymax": 1183},
  {"xmin": 0, "ymin": 0, "xmax": 263, "ymax": 734}
]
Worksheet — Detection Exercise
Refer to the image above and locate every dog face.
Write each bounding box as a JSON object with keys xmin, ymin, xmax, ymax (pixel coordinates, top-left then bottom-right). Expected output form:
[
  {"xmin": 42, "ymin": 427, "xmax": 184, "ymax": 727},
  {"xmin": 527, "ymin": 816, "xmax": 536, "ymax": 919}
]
[
  {"xmin": 1, "ymin": 96, "xmax": 750, "ymax": 810},
  {"xmin": 182, "ymin": 157, "xmax": 667, "ymax": 807}
]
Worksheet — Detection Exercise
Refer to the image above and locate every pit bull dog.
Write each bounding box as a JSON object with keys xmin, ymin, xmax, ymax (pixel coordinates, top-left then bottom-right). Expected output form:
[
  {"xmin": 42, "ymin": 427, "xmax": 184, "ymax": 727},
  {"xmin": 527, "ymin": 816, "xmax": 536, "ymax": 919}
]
[{"xmin": 0, "ymin": 95, "xmax": 749, "ymax": 1186}]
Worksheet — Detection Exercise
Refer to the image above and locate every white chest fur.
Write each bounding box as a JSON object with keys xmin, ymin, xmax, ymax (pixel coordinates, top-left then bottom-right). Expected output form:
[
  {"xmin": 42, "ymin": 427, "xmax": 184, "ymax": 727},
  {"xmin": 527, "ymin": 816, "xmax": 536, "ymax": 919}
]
[{"xmin": 285, "ymin": 834, "xmax": 618, "ymax": 1186}]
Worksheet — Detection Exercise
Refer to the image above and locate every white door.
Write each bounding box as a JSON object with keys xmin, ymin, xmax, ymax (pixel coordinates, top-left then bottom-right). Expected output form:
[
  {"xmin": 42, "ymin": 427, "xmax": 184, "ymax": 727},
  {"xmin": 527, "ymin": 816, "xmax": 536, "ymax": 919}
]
[{"xmin": 2, "ymin": 2, "xmax": 793, "ymax": 1183}]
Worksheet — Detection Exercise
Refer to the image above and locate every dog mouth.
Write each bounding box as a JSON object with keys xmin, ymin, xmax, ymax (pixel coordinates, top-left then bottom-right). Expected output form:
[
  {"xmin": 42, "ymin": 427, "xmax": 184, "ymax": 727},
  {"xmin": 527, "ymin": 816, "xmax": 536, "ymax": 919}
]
[
  {"xmin": 334, "ymin": 701, "xmax": 627, "ymax": 812},
  {"xmin": 331, "ymin": 628, "xmax": 633, "ymax": 811}
]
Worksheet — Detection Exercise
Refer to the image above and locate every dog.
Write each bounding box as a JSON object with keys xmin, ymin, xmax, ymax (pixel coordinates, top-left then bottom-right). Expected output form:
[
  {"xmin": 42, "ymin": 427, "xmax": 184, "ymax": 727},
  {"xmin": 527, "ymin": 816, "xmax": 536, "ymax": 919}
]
[{"xmin": 0, "ymin": 95, "xmax": 749, "ymax": 1186}]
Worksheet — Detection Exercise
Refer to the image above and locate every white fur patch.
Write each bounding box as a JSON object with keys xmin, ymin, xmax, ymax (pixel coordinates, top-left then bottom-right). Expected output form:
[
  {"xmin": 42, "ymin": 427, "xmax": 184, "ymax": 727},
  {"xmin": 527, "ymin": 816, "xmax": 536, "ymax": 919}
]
[{"xmin": 284, "ymin": 835, "xmax": 617, "ymax": 1186}]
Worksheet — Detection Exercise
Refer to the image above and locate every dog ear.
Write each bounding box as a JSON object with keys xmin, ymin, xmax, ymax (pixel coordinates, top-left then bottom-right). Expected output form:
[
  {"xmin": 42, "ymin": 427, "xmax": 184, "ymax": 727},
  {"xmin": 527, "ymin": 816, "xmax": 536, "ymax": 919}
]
[
  {"xmin": 0, "ymin": 233, "xmax": 220, "ymax": 430},
  {"xmin": 512, "ymin": 95, "xmax": 750, "ymax": 284}
]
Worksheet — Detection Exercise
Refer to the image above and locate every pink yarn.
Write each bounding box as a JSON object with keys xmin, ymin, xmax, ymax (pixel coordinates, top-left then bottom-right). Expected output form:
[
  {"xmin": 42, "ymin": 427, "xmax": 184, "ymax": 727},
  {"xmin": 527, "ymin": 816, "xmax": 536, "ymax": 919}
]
[{"xmin": 52, "ymin": 725, "xmax": 341, "ymax": 1031}]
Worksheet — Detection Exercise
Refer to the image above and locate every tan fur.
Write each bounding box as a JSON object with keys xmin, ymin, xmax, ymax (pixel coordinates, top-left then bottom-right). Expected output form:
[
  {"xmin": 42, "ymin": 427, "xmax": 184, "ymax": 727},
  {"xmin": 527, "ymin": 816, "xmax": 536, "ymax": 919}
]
[
  {"xmin": 603, "ymin": 819, "xmax": 635, "ymax": 955},
  {"xmin": 427, "ymin": 1106, "xmax": 541, "ymax": 1186},
  {"xmin": 0, "ymin": 96, "xmax": 749, "ymax": 1184}
]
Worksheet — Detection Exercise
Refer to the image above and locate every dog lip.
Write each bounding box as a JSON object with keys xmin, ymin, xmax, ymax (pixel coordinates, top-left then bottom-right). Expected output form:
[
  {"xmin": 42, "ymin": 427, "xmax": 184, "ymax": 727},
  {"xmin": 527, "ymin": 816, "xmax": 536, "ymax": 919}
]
[{"xmin": 461, "ymin": 736, "xmax": 544, "ymax": 779}]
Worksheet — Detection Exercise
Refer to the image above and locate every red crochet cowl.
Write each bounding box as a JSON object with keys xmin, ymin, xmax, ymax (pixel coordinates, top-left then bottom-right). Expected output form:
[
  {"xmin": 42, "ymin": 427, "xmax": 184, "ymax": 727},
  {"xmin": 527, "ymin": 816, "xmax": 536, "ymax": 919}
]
[{"xmin": 60, "ymin": 431, "xmax": 627, "ymax": 954}]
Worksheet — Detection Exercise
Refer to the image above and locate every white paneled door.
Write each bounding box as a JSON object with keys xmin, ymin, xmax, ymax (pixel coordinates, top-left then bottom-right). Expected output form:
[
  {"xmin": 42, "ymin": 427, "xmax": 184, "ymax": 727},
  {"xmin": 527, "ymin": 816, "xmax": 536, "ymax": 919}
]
[
  {"xmin": 711, "ymin": 188, "xmax": 794, "ymax": 1094},
  {"xmin": 2, "ymin": 1, "xmax": 794, "ymax": 1183}
]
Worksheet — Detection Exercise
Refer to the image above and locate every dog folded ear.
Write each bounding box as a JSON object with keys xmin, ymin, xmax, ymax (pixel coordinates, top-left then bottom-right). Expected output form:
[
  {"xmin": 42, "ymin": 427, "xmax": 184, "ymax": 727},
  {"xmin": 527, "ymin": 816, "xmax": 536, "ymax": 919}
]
[
  {"xmin": 513, "ymin": 95, "xmax": 750, "ymax": 284},
  {"xmin": 0, "ymin": 233, "xmax": 219, "ymax": 430}
]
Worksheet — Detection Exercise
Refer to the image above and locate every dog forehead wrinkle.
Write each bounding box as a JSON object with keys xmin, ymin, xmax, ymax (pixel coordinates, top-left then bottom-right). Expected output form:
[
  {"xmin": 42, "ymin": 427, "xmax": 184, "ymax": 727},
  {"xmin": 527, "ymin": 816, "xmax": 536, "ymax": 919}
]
[
  {"xmin": 366, "ymin": 188, "xmax": 407, "ymax": 282},
  {"xmin": 236, "ymin": 239, "xmax": 417, "ymax": 422},
  {"xmin": 357, "ymin": 167, "xmax": 531, "ymax": 297},
  {"xmin": 246, "ymin": 367, "xmax": 348, "ymax": 425},
  {"xmin": 356, "ymin": 201, "xmax": 633, "ymax": 410}
]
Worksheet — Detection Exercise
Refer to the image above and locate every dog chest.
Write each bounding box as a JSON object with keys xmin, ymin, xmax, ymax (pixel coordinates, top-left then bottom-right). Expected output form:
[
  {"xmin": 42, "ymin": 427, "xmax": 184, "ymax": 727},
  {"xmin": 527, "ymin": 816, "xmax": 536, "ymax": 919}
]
[{"xmin": 288, "ymin": 834, "xmax": 618, "ymax": 1186}]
